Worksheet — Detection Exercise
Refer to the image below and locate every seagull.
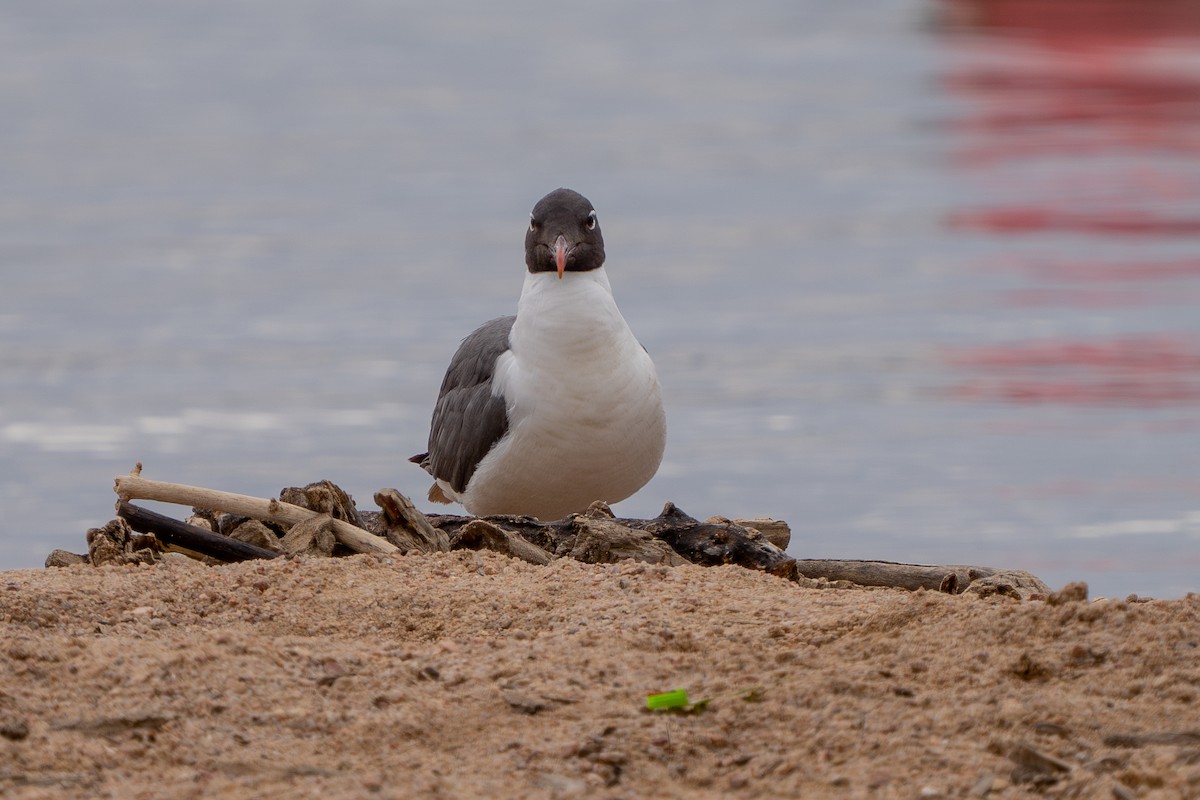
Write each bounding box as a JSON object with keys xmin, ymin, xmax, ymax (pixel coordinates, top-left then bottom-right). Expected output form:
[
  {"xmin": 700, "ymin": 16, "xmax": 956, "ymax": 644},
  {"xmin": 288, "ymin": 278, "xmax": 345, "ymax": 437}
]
[{"xmin": 410, "ymin": 188, "xmax": 666, "ymax": 520}]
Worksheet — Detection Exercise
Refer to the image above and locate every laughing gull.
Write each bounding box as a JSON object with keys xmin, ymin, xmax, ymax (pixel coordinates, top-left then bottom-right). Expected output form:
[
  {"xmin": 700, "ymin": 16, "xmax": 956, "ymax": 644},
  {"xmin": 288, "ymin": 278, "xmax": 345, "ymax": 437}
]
[{"xmin": 410, "ymin": 188, "xmax": 666, "ymax": 520}]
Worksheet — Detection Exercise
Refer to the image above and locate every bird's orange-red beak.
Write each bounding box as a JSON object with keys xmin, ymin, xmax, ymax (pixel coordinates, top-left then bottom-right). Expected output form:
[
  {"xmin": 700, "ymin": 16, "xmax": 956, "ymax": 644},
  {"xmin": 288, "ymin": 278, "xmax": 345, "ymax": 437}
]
[{"xmin": 555, "ymin": 235, "xmax": 567, "ymax": 279}]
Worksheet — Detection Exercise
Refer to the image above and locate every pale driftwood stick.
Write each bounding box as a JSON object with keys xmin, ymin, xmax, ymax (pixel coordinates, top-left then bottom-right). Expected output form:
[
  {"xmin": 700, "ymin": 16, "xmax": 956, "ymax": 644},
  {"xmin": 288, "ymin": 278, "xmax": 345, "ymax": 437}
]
[{"xmin": 114, "ymin": 472, "xmax": 398, "ymax": 555}]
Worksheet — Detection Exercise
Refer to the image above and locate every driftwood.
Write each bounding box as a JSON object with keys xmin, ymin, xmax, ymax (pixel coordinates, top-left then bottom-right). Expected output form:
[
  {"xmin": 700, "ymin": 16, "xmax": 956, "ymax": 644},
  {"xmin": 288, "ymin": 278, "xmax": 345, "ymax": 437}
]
[
  {"xmin": 97, "ymin": 468, "xmax": 1053, "ymax": 598},
  {"xmin": 639, "ymin": 503, "xmax": 796, "ymax": 577},
  {"xmin": 86, "ymin": 517, "xmax": 161, "ymax": 566},
  {"xmin": 114, "ymin": 468, "xmax": 397, "ymax": 555},
  {"xmin": 372, "ymin": 489, "xmax": 450, "ymax": 553},
  {"xmin": 279, "ymin": 514, "xmax": 338, "ymax": 557},
  {"xmin": 278, "ymin": 480, "xmax": 367, "ymax": 528},
  {"xmin": 427, "ymin": 502, "xmax": 796, "ymax": 577},
  {"xmin": 789, "ymin": 559, "xmax": 1051, "ymax": 597},
  {"xmin": 426, "ymin": 503, "xmax": 1050, "ymax": 597},
  {"xmin": 119, "ymin": 502, "xmax": 282, "ymax": 562},
  {"xmin": 452, "ymin": 520, "xmax": 553, "ymax": 565},
  {"xmin": 710, "ymin": 517, "xmax": 791, "ymax": 550},
  {"xmin": 570, "ymin": 516, "xmax": 686, "ymax": 566}
]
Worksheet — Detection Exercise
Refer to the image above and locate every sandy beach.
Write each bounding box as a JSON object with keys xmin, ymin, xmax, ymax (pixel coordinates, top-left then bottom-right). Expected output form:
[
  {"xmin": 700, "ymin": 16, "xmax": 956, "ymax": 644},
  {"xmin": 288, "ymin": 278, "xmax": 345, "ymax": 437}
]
[{"xmin": 2, "ymin": 551, "xmax": 1197, "ymax": 798}]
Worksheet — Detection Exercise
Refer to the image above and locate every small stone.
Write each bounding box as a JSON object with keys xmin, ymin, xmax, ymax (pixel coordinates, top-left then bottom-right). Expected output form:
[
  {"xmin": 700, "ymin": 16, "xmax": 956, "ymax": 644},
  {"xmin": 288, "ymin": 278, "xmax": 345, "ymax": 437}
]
[
  {"xmin": 1047, "ymin": 582, "xmax": 1089, "ymax": 606},
  {"xmin": 44, "ymin": 550, "xmax": 87, "ymax": 568},
  {"xmin": 0, "ymin": 717, "xmax": 30, "ymax": 741},
  {"xmin": 969, "ymin": 772, "xmax": 994, "ymax": 797},
  {"xmin": 1111, "ymin": 784, "xmax": 1136, "ymax": 800},
  {"xmin": 503, "ymin": 690, "xmax": 550, "ymax": 715}
]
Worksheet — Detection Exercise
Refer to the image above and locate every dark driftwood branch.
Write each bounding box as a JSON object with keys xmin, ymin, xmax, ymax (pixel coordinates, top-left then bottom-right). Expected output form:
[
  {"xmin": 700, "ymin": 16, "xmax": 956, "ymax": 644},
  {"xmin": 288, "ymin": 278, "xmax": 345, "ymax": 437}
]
[
  {"xmin": 118, "ymin": 502, "xmax": 282, "ymax": 562},
  {"xmin": 638, "ymin": 503, "xmax": 796, "ymax": 576}
]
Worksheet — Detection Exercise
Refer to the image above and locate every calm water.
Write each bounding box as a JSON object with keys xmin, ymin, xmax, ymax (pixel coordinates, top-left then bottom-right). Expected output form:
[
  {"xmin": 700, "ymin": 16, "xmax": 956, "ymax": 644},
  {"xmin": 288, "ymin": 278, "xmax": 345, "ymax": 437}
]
[{"xmin": 2, "ymin": 1, "xmax": 1198, "ymax": 598}]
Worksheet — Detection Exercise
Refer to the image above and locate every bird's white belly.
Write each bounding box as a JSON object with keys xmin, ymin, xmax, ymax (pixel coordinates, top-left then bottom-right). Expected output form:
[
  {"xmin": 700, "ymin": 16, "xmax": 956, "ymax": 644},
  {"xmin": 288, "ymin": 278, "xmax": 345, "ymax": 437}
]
[
  {"xmin": 452, "ymin": 269, "xmax": 666, "ymax": 519},
  {"xmin": 462, "ymin": 359, "xmax": 664, "ymax": 519}
]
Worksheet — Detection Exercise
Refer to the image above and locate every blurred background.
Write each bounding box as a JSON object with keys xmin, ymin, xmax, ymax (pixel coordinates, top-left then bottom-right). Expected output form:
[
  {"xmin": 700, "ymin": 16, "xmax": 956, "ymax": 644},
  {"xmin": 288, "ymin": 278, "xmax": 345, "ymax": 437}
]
[{"xmin": 2, "ymin": 0, "xmax": 1198, "ymax": 597}]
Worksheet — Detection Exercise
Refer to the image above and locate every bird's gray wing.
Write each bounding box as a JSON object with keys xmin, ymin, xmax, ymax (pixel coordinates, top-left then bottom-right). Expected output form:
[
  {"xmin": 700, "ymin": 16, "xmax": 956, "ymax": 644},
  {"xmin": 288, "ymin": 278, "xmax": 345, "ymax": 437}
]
[{"xmin": 410, "ymin": 315, "xmax": 515, "ymax": 494}]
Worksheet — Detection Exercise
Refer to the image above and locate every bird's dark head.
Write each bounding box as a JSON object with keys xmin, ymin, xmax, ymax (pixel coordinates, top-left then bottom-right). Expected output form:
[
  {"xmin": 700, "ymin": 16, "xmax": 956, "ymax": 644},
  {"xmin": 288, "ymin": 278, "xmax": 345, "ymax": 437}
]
[{"xmin": 525, "ymin": 188, "xmax": 605, "ymax": 279}]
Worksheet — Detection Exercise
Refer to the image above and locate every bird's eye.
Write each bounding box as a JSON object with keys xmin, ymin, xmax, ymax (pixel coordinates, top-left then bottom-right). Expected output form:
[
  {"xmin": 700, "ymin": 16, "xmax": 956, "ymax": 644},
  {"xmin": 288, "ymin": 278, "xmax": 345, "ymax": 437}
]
[
  {"xmin": 586, "ymin": 211, "xmax": 597, "ymax": 231},
  {"xmin": 529, "ymin": 214, "xmax": 538, "ymax": 232}
]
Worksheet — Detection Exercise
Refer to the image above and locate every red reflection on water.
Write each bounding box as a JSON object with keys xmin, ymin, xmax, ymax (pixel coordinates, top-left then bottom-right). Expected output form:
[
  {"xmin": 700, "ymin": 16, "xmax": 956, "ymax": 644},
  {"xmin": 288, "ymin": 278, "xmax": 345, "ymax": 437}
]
[
  {"xmin": 939, "ymin": 0, "xmax": 1200, "ymax": 233},
  {"xmin": 950, "ymin": 208, "xmax": 1200, "ymax": 236},
  {"xmin": 944, "ymin": 336, "xmax": 1200, "ymax": 407},
  {"xmin": 940, "ymin": 54, "xmax": 1200, "ymax": 151},
  {"xmin": 1001, "ymin": 287, "xmax": 1153, "ymax": 308},
  {"xmin": 948, "ymin": 336, "xmax": 1200, "ymax": 371},
  {"xmin": 1002, "ymin": 258, "xmax": 1200, "ymax": 282},
  {"xmin": 938, "ymin": 0, "xmax": 1200, "ymax": 40},
  {"xmin": 938, "ymin": 1, "xmax": 1200, "ymax": 408},
  {"xmin": 948, "ymin": 378, "xmax": 1200, "ymax": 406}
]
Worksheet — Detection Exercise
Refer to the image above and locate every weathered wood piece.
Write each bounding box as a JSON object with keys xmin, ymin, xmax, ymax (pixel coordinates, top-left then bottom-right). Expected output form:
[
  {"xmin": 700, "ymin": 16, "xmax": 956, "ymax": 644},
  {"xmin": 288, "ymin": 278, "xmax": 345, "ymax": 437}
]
[
  {"xmin": 709, "ymin": 517, "xmax": 791, "ymax": 550},
  {"xmin": 85, "ymin": 517, "xmax": 161, "ymax": 566},
  {"xmin": 114, "ymin": 470, "xmax": 397, "ymax": 555},
  {"xmin": 424, "ymin": 513, "xmax": 573, "ymax": 555},
  {"xmin": 372, "ymin": 489, "xmax": 451, "ymax": 553},
  {"xmin": 640, "ymin": 503, "xmax": 797, "ymax": 577},
  {"xmin": 280, "ymin": 480, "xmax": 368, "ymax": 529},
  {"xmin": 789, "ymin": 559, "xmax": 1051, "ymax": 598},
  {"xmin": 118, "ymin": 502, "xmax": 281, "ymax": 562},
  {"xmin": 280, "ymin": 514, "xmax": 338, "ymax": 557},
  {"xmin": 960, "ymin": 569, "xmax": 1052, "ymax": 600},
  {"xmin": 226, "ymin": 519, "xmax": 285, "ymax": 554},
  {"xmin": 453, "ymin": 519, "xmax": 552, "ymax": 565},
  {"xmin": 427, "ymin": 502, "xmax": 793, "ymax": 575},
  {"xmin": 570, "ymin": 517, "xmax": 686, "ymax": 566}
]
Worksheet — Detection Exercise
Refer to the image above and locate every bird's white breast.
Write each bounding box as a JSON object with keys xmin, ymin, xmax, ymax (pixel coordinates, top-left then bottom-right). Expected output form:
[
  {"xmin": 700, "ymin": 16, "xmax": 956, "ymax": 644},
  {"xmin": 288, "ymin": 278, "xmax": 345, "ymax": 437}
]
[{"xmin": 457, "ymin": 268, "xmax": 666, "ymax": 519}]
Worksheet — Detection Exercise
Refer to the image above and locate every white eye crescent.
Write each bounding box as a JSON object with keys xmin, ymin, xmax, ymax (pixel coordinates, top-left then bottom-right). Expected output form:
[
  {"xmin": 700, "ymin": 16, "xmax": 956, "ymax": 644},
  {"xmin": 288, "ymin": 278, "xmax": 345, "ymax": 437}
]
[
  {"xmin": 529, "ymin": 213, "xmax": 537, "ymax": 232},
  {"xmin": 586, "ymin": 211, "xmax": 597, "ymax": 230}
]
